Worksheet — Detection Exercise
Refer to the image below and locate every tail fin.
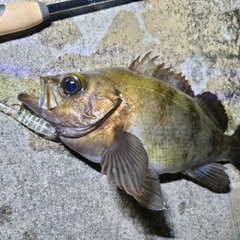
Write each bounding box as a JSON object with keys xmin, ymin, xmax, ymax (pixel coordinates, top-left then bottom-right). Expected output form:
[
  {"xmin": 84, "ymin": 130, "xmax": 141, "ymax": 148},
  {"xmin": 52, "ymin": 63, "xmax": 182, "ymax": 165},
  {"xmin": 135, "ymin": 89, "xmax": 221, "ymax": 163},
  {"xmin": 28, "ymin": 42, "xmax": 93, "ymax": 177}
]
[{"xmin": 230, "ymin": 125, "xmax": 240, "ymax": 170}]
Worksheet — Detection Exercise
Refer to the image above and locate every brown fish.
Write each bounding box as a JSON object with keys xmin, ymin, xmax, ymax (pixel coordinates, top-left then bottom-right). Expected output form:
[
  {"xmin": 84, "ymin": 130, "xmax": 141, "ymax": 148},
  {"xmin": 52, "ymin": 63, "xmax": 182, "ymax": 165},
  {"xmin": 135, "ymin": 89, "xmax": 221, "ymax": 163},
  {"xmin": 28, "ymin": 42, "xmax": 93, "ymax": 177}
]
[{"xmin": 18, "ymin": 53, "xmax": 240, "ymax": 210}]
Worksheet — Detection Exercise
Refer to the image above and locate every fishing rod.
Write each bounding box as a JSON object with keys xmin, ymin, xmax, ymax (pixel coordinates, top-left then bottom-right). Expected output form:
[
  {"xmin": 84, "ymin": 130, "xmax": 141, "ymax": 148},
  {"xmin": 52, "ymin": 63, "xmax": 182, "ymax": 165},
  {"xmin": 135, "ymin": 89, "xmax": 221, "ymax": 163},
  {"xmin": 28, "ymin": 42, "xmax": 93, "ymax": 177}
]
[{"xmin": 0, "ymin": 0, "xmax": 141, "ymax": 36}]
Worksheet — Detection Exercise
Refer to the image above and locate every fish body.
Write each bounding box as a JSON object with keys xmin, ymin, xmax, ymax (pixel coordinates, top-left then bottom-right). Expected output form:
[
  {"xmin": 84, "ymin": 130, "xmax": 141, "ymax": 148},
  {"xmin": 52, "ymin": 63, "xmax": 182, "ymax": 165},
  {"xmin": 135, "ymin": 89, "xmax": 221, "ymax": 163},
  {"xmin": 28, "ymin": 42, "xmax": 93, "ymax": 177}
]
[{"xmin": 18, "ymin": 53, "xmax": 240, "ymax": 210}]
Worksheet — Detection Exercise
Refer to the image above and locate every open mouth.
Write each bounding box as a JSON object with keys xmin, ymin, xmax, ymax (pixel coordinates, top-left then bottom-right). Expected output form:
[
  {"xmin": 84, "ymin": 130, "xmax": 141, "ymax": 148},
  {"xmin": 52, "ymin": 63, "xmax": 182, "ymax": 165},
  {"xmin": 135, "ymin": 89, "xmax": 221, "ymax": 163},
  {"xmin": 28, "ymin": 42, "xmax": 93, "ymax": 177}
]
[
  {"xmin": 17, "ymin": 76, "xmax": 64, "ymax": 126},
  {"xmin": 18, "ymin": 92, "xmax": 66, "ymax": 126}
]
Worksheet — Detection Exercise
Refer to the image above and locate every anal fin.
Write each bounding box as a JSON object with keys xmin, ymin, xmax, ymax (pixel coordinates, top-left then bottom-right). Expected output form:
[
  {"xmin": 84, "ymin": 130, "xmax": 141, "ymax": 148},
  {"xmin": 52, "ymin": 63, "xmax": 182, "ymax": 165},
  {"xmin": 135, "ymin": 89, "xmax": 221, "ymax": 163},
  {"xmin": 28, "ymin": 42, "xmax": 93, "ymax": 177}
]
[
  {"xmin": 132, "ymin": 168, "xmax": 166, "ymax": 210},
  {"xmin": 183, "ymin": 163, "xmax": 230, "ymax": 192}
]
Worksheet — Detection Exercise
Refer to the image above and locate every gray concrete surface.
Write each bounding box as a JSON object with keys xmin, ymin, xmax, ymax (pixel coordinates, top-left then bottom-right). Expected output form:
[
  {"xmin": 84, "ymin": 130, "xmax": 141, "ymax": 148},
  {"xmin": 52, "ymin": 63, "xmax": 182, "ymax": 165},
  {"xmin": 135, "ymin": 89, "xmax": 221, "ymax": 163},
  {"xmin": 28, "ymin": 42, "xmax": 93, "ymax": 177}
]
[{"xmin": 0, "ymin": 0, "xmax": 240, "ymax": 239}]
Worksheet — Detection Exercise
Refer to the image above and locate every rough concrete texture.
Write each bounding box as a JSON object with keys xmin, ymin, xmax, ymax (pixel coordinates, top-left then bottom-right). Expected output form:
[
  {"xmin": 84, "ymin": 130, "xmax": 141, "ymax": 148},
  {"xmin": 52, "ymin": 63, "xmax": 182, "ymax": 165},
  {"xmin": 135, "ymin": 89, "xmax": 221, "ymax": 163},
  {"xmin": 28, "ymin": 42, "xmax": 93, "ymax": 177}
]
[{"xmin": 0, "ymin": 0, "xmax": 240, "ymax": 239}]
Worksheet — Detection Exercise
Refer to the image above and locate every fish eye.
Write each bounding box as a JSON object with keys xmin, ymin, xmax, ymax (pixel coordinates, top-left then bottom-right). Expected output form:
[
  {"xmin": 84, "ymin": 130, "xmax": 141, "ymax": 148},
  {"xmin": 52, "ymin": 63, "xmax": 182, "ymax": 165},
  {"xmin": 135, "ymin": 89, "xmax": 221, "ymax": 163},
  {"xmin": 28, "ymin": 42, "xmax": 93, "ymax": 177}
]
[{"xmin": 60, "ymin": 73, "xmax": 85, "ymax": 95}]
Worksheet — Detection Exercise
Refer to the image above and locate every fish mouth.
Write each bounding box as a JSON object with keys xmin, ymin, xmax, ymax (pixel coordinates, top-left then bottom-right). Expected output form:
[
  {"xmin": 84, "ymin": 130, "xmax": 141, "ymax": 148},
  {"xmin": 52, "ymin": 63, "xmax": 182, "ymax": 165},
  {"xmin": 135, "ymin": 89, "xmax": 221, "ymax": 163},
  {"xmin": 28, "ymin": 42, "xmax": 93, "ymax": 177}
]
[{"xmin": 18, "ymin": 77, "xmax": 122, "ymax": 138}]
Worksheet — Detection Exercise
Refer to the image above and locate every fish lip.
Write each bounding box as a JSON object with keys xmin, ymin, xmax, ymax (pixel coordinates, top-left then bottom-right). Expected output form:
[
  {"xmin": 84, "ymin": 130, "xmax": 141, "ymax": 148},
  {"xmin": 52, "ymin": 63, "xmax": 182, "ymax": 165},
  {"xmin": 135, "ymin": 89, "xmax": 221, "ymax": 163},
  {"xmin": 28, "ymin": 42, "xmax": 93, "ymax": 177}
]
[
  {"xmin": 39, "ymin": 76, "xmax": 59, "ymax": 110},
  {"xmin": 18, "ymin": 93, "xmax": 40, "ymax": 113},
  {"xmin": 39, "ymin": 76, "xmax": 48, "ymax": 109}
]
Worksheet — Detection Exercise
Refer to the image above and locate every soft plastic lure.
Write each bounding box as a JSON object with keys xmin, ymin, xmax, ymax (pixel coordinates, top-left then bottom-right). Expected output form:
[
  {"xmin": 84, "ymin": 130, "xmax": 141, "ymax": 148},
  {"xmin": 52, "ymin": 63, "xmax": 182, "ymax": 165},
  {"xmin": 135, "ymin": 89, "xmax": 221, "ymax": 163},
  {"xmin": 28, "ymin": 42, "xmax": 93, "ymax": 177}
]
[{"xmin": 0, "ymin": 100, "xmax": 57, "ymax": 140}]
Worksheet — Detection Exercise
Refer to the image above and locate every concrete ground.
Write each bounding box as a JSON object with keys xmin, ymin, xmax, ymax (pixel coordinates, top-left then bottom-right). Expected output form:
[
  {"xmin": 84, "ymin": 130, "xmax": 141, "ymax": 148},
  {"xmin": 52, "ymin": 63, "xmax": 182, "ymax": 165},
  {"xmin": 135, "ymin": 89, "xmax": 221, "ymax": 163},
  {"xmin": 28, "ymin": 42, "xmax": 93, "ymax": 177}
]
[{"xmin": 0, "ymin": 0, "xmax": 240, "ymax": 239}]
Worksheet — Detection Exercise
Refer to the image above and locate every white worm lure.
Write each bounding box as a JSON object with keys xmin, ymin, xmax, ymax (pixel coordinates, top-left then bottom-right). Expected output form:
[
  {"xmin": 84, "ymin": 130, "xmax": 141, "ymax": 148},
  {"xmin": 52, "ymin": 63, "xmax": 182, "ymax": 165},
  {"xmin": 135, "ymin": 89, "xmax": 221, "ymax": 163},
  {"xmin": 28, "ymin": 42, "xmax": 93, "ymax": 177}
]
[{"xmin": 0, "ymin": 100, "xmax": 57, "ymax": 140}]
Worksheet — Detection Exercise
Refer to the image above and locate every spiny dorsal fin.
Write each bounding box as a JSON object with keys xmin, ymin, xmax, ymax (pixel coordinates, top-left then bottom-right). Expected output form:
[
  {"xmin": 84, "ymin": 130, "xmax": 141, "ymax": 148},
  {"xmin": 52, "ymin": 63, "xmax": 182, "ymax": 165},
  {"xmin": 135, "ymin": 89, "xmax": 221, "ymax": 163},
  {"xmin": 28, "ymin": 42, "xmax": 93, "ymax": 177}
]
[
  {"xmin": 195, "ymin": 92, "xmax": 228, "ymax": 132},
  {"xmin": 129, "ymin": 52, "xmax": 194, "ymax": 97}
]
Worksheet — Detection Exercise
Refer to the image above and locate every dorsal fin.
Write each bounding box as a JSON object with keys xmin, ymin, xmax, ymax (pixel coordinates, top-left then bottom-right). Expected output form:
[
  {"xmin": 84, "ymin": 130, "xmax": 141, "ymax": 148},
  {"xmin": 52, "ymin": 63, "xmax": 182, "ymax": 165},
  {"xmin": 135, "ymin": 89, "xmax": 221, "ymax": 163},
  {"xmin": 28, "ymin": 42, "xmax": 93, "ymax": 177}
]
[
  {"xmin": 129, "ymin": 52, "xmax": 194, "ymax": 97},
  {"xmin": 195, "ymin": 92, "xmax": 228, "ymax": 132}
]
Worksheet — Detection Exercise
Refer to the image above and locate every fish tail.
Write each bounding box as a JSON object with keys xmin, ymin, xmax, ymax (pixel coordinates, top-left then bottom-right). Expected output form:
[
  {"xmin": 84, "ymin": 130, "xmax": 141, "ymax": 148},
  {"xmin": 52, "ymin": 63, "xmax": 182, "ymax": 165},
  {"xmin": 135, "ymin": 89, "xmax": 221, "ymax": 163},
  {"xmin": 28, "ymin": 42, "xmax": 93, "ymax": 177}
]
[{"xmin": 230, "ymin": 125, "xmax": 240, "ymax": 170}]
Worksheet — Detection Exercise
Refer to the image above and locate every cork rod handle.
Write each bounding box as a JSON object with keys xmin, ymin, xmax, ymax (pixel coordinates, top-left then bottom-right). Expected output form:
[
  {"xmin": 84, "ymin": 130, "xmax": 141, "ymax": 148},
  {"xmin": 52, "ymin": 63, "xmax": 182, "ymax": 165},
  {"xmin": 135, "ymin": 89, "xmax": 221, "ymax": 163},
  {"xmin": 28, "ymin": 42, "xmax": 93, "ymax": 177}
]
[{"xmin": 0, "ymin": 2, "xmax": 49, "ymax": 36}]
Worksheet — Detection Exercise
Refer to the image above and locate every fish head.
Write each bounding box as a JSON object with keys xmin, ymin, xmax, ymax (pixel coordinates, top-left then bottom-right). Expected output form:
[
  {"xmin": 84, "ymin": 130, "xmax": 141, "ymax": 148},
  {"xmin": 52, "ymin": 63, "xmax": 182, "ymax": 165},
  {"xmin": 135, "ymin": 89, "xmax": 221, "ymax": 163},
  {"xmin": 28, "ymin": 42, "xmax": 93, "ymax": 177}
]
[{"xmin": 18, "ymin": 72, "xmax": 122, "ymax": 137}]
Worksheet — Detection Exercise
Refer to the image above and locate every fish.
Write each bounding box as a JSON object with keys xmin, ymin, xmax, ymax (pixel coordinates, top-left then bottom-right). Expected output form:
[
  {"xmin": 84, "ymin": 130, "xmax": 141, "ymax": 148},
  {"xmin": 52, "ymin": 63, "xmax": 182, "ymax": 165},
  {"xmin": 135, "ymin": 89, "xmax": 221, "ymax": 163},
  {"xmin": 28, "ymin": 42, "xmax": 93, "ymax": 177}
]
[{"xmin": 17, "ymin": 53, "xmax": 240, "ymax": 210}]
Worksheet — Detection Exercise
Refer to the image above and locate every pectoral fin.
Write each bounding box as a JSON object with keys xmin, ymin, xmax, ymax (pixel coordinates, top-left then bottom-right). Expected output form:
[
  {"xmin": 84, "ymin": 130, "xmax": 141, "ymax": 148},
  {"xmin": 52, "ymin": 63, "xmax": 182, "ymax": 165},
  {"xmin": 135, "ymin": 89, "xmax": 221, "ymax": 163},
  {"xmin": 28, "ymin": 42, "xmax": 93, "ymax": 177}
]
[
  {"xmin": 132, "ymin": 168, "xmax": 166, "ymax": 210},
  {"xmin": 183, "ymin": 163, "xmax": 230, "ymax": 192},
  {"xmin": 101, "ymin": 127, "xmax": 148, "ymax": 195}
]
